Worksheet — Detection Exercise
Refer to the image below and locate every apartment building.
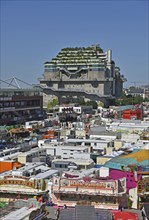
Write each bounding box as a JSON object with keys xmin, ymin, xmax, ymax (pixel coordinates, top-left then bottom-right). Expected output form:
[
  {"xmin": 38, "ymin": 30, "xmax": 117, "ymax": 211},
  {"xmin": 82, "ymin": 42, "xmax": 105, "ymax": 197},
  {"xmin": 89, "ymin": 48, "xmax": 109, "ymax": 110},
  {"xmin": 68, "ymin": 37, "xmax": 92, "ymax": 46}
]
[
  {"xmin": 17, "ymin": 148, "xmax": 46, "ymax": 164},
  {"xmin": 52, "ymin": 175, "xmax": 127, "ymax": 209},
  {"xmin": 0, "ymin": 88, "xmax": 45, "ymax": 125}
]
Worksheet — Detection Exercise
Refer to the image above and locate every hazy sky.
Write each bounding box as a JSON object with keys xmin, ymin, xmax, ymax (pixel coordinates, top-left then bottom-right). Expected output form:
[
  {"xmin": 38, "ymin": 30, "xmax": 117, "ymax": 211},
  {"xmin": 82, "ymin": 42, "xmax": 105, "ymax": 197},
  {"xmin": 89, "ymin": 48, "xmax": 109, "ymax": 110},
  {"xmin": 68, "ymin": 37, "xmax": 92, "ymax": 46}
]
[{"xmin": 0, "ymin": 0, "xmax": 148, "ymax": 87}]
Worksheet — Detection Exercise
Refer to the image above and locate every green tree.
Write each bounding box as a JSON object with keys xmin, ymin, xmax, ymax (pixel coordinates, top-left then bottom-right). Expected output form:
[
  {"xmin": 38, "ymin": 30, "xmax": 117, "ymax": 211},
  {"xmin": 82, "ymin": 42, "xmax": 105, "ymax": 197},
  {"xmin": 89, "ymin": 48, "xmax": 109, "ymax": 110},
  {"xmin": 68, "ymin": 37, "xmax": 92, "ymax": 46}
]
[
  {"xmin": 78, "ymin": 100, "xmax": 98, "ymax": 109},
  {"xmin": 86, "ymin": 100, "xmax": 98, "ymax": 109},
  {"xmin": 115, "ymin": 95, "xmax": 147, "ymax": 106},
  {"xmin": 47, "ymin": 98, "xmax": 58, "ymax": 111},
  {"xmin": 128, "ymin": 197, "xmax": 133, "ymax": 209}
]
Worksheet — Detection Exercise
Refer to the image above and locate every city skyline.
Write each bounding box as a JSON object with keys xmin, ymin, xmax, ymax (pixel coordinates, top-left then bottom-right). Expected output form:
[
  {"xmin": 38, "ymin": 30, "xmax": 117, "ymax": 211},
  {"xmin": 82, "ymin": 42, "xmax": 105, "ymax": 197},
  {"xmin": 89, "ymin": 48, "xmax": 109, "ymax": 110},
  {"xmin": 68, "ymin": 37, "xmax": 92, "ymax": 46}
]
[{"xmin": 1, "ymin": 0, "xmax": 149, "ymax": 88}]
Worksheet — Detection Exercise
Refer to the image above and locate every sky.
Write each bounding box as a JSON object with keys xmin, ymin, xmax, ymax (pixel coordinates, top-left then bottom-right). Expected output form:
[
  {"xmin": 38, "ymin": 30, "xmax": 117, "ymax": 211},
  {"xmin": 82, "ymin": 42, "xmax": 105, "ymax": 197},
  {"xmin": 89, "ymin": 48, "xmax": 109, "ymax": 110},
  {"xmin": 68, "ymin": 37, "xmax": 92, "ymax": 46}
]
[{"xmin": 0, "ymin": 0, "xmax": 149, "ymax": 88}]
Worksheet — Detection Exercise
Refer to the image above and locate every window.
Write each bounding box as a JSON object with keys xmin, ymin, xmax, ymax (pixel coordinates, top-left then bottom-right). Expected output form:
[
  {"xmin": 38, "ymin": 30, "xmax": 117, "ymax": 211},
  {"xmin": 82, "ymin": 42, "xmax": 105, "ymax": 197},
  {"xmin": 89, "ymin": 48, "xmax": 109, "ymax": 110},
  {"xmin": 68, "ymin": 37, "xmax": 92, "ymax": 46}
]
[
  {"xmin": 107, "ymin": 184, "xmax": 110, "ymax": 188},
  {"xmin": 62, "ymin": 164, "xmax": 67, "ymax": 168},
  {"xmin": 55, "ymin": 164, "xmax": 62, "ymax": 168}
]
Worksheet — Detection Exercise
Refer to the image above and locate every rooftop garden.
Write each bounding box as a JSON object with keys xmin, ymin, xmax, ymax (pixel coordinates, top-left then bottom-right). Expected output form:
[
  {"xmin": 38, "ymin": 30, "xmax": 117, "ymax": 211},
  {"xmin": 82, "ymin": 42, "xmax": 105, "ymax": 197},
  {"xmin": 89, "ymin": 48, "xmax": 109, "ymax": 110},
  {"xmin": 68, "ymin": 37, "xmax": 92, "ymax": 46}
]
[
  {"xmin": 45, "ymin": 45, "xmax": 104, "ymax": 66},
  {"xmin": 61, "ymin": 45, "xmax": 103, "ymax": 52}
]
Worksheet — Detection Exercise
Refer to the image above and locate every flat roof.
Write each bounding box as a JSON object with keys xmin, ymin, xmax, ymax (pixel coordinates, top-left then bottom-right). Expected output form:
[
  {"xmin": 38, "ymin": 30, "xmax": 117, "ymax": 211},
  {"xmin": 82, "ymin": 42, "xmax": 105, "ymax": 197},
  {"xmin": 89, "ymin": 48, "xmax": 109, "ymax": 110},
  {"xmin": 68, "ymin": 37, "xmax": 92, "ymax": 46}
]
[
  {"xmin": 0, "ymin": 147, "xmax": 20, "ymax": 154},
  {"xmin": 61, "ymin": 145, "xmax": 88, "ymax": 150},
  {"xmin": 66, "ymin": 138, "xmax": 111, "ymax": 143},
  {"xmin": 0, "ymin": 170, "xmax": 12, "ymax": 177},
  {"xmin": 34, "ymin": 169, "xmax": 59, "ymax": 179},
  {"xmin": 27, "ymin": 165, "xmax": 50, "ymax": 174},
  {"xmin": 14, "ymin": 162, "xmax": 45, "ymax": 172},
  {"xmin": 0, "ymin": 152, "xmax": 21, "ymax": 161},
  {"xmin": 62, "ymin": 168, "xmax": 98, "ymax": 179},
  {"xmin": 2, "ymin": 207, "xmax": 36, "ymax": 220},
  {"xmin": 18, "ymin": 148, "xmax": 46, "ymax": 156},
  {"xmin": 41, "ymin": 144, "xmax": 88, "ymax": 151},
  {"xmin": 52, "ymin": 158, "xmax": 94, "ymax": 165}
]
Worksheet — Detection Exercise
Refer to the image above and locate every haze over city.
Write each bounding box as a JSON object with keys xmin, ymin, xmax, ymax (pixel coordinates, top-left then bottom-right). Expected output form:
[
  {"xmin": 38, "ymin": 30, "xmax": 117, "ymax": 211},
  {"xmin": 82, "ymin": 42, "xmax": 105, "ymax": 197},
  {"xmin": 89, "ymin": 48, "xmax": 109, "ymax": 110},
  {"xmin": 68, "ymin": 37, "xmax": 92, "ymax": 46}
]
[{"xmin": 0, "ymin": 0, "xmax": 149, "ymax": 87}]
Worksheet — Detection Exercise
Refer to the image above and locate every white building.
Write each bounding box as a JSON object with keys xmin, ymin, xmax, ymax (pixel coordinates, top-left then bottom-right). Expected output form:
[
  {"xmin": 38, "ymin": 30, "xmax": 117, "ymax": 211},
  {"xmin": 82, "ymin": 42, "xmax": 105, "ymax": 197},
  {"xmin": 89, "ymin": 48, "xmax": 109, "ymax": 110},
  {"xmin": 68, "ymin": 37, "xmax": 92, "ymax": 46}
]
[
  {"xmin": 39, "ymin": 143, "xmax": 89, "ymax": 160},
  {"xmin": 17, "ymin": 148, "xmax": 46, "ymax": 164}
]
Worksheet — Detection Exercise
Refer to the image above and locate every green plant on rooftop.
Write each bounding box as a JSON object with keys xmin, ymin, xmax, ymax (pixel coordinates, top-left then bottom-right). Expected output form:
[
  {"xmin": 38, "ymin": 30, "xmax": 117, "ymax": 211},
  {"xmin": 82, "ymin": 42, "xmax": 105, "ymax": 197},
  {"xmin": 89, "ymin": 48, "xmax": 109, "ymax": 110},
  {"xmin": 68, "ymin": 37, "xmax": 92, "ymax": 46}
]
[
  {"xmin": 46, "ymin": 45, "xmax": 105, "ymax": 68},
  {"xmin": 47, "ymin": 98, "xmax": 59, "ymax": 111}
]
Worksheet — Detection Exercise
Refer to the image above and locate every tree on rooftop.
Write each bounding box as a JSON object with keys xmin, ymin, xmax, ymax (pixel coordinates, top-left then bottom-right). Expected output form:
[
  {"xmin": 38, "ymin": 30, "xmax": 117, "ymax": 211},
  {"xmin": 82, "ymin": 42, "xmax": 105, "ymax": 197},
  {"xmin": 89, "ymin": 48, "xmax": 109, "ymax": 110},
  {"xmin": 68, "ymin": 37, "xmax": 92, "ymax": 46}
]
[{"xmin": 47, "ymin": 98, "xmax": 58, "ymax": 111}]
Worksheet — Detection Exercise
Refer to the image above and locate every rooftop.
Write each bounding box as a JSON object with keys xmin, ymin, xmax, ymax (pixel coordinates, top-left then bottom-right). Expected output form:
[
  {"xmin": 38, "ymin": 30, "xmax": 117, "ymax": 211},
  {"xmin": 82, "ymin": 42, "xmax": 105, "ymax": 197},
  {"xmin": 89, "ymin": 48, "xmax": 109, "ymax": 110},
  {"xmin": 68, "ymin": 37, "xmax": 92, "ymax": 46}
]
[
  {"xmin": 44, "ymin": 45, "xmax": 105, "ymax": 66},
  {"xmin": 34, "ymin": 169, "xmax": 59, "ymax": 179},
  {"xmin": 104, "ymin": 149, "xmax": 149, "ymax": 170},
  {"xmin": 121, "ymin": 149, "xmax": 149, "ymax": 162}
]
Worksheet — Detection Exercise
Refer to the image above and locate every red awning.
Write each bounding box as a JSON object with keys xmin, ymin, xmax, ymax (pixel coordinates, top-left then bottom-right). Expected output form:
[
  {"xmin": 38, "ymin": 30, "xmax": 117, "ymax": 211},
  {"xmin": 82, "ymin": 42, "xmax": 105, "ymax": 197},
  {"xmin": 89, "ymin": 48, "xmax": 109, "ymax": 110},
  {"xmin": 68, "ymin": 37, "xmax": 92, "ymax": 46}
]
[{"xmin": 112, "ymin": 211, "xmax": 139, "ymax": 220}]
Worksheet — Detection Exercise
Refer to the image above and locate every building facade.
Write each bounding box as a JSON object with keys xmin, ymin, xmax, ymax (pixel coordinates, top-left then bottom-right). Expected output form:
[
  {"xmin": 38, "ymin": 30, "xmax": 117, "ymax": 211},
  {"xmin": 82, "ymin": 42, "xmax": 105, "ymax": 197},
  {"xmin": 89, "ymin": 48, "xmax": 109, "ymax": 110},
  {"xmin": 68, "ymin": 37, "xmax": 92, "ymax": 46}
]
[
  {"xmin": 52, "ymin": 176, "xmax": 127, "ymax": 210},
  {"xmin": 0, "ymin": 88, "xmax": 45, "ymax": 125},
  {"xmin": 0, "ymin": 175, "xmax": 48, "ymax": 202},
  {"xmin": 39, "ymin": 44, "xmax": 126, "ymax": 106}
]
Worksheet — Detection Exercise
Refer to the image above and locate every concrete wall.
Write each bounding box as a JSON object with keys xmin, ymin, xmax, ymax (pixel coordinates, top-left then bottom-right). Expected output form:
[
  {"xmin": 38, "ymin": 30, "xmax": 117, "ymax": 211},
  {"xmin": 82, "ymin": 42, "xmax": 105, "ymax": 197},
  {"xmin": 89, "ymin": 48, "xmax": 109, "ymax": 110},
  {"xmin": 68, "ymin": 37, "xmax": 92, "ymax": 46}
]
[
  {"xmin": 121, "ymin": 133, "xmax": 140, "ymax": 143},
  {"xmin": 76, "ymin": 130, "xmax": 86, "ymax": 138},
  {"xmin": 46, "ymin": 145, "xmax": 88, "ymax": 159},
  {"xmin": 99, "ymin": 167, "xmax": 109, "ymax": 177},
  {"xmin": 129, "ymin": 187, "xmax": 138, "ymax": 209},
  {"xmin": 114, "ymin": 140, "xmax": 123, "ymax": 150},
  {"xmin": 96, "ymin": 157, "xmax": 111, "ymax": 165},
  {"xmin": 42, "ymin": 69, "xmax": 114, "ymax": 97},
  {"xmin": 88, "ymin": 70, "xmax": 105, "ymax": 80},
  {"xmin": 60, "ymin": 129, "xmax": 70, "ymax": 139},
  {"xmin": 106, "ymin": 147, "xmax": 113, "ymax": 155},
  {"xmin": 61, "ymin": 148, "xmax": 88, "ymax": 159}
]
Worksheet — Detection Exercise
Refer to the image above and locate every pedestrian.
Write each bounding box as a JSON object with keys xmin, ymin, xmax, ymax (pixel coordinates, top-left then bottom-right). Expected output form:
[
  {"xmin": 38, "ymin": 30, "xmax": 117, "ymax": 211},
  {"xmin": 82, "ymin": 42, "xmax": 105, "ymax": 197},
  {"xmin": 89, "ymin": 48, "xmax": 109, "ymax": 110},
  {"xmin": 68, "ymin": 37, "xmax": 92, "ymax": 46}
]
[
  {"xmin": 38, "ymin": 196, "xmax": 42, "ymax": 204},
  {"xmin": 63, "ymin": 204, "xmax": 67, "ymax": 209}
]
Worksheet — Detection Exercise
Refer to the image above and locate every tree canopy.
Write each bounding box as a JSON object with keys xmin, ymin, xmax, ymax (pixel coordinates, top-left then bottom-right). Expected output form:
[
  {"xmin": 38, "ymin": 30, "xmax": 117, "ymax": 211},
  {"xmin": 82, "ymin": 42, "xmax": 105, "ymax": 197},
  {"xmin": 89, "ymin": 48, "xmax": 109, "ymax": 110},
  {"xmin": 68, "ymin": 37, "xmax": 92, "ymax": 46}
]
[
  {"xmin": 116, "ymin": 95, "xmax": 148, "ymax": 106},
  {"xmin": 78, "ymin": 100, "xmax": 98, "ymax": 109},
  {"xmin": 47, "ymin": 98, "xmax": 59, "ymax": 111}
]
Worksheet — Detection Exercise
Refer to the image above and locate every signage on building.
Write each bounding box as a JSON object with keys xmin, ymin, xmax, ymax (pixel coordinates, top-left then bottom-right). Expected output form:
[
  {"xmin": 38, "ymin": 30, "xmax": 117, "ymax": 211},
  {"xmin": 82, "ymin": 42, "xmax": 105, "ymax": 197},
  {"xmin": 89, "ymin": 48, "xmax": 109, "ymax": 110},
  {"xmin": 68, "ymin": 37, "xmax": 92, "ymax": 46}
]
[
  {"xmin": 3, "ymin": 175, "xmax": 29, "ymax": 180},
  {"xmin": 54, "ymin": 177, "xmax": 126, "ymax": 194},
  {"xmin": 0, "ymin": 179, "xmax": 35, "ymax": 188},
  {"xmin": 0, "ymin": 176, "xmax": 47, "ymax": 191},
  {"xmin": 68, "ymin": 179, "xmax": 116, "ymax": 189}
]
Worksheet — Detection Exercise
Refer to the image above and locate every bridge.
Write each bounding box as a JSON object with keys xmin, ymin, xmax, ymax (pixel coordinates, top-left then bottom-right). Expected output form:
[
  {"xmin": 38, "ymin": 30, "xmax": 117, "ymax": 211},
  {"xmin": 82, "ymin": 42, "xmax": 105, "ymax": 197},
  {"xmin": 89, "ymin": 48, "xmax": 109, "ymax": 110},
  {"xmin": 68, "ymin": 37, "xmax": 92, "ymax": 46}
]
[
  {"xmin": 0, "ymin": 77, "xmax": 115, "ymax": 106},
  {"xmin": 35, "ymin": 84, "xmax": 115, "ymax": 107}
]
